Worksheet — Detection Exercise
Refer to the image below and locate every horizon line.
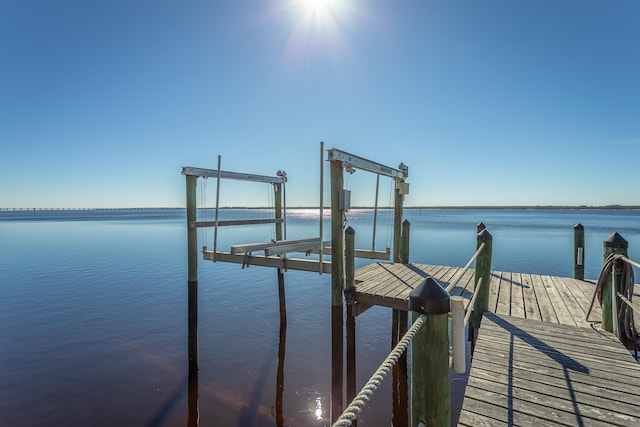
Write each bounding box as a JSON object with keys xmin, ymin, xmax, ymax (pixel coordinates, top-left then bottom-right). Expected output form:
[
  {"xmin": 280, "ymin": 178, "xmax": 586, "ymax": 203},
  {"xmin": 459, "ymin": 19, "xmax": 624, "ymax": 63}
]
[{"xmin": 2, "ymin": 204, "xmax": 639, "ymax": 211}]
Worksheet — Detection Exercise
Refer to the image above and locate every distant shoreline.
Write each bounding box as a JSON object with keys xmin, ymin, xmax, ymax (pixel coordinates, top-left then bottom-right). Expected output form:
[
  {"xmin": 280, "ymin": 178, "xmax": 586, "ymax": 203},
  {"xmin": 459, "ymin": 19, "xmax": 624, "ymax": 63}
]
[{"xmin": 2, "ymin": 205, "xmax": 639, "ymax": 211}]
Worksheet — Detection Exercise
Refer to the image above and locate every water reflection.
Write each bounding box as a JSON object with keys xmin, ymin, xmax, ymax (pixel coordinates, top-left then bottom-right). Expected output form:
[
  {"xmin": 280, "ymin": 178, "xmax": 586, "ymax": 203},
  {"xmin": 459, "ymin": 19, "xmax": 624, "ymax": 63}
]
[{"xmin": 188, "ymin": 374, "xmax": 199, "ymax": 427}]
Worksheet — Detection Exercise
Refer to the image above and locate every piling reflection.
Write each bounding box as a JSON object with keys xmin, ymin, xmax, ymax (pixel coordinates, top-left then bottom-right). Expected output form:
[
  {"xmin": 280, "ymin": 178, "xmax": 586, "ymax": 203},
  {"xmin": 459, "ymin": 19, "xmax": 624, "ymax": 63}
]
[
  {"xmin": 275, "ymin": 270, "xmax": 287, "ymax": 427},
  {"xmin": 188, "ymin": 373, "xmax": 199, "ymax": 427},
  {"xmin": 275, "ymin": 303, "xmax": 286, "ymax": 426}
]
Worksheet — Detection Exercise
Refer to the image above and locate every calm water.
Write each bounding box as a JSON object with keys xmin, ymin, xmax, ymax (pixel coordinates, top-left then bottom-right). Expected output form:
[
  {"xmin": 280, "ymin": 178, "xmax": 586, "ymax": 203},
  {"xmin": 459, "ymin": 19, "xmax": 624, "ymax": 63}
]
[{"xmin": 1, "ymin": 208, "xmax": 639, "ymax": 426}]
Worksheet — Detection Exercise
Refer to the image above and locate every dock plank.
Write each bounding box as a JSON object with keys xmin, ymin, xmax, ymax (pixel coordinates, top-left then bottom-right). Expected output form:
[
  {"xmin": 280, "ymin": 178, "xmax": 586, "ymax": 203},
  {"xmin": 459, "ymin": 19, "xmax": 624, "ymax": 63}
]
[{"xmin": 459, "ymin": 313, "xmax": 640, "ymax": 427}]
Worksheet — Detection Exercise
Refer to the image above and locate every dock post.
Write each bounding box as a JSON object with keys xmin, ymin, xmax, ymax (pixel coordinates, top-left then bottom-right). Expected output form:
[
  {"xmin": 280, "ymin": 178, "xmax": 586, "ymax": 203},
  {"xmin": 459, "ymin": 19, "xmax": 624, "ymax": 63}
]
[
  {"xmin": 392, "ymin": 219, "xmax": 410, "ymax": 426},
  {"xmin": 409, "ymin": 278, "xmax": 451, "ymax": 427},
  {"xmin": 602, "ymin": 232, "xmax": 628, "ymax": 332},
  {"xmin": 393, "ymin": 180, "xmax": 405, "ymax": 264},
  {"xmin": 330, "ymin": 158, "xmax": 345, "ymax": 423},
  {"xmin": 574, "ymin": 223, "xmax": 585, "ymax": 280},
  {"xmin": 345, "ymin": 226, "xmax": 356, "ymax": 422},
  {"xmin": 274, "ymin": 181, "xmax": 287, "ymax": 326},
  {"xmin": 470, "ymin": 229, "xmax": 493, "ymax": 331},
  {"xmin": 400, "ymin": 219, "xmax": 411, "ymax": 265},
  {"xmin": 186, "ymin": 174, "xmax": 199, "ymax": 375}
]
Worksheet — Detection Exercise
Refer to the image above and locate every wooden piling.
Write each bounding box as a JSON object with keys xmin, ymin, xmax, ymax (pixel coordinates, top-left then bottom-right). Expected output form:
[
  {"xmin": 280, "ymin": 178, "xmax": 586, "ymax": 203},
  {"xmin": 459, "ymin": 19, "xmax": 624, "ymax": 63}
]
[
  {"xmin": 602, "ymin": 232, "xmax": 628, "ymax": 332},
  {"xmin": 400, "ymin": 219, "xmax": 410, "ymax": 265},
  {"xmin": 330, "ymin": 159, "xmax": 345, "ymax": 423},
  {"xmin": 392, "ymin": 219, "xmax": 410, "ymax": 426},
  {"xmin": 345, "ymin": 226, "xmax": 356, "ymax": 423},
  {"xmin": 186, "ymin": 174, "xmax": 199, "ymax": 375},
  {"xmin": 574, "ymin": 223, "xmax": 585, "ymax": 280},
  {"xmin": 391, "ymin": 195, "xmax": 409, "ymax": 426},
  {"xmin": 393, "ymin": 181, "xmax": 405, "ymax": 264},
  {"xmin": 470, "ymin": 229, "xmax": 493, "ymax": 330},
  {"xmin": 411, "ymin": 311, "xmax": 450, "ymax": 427},
  {"xmin": 274, "ymin": 182, "xmax": 287, "ymax": 326}
]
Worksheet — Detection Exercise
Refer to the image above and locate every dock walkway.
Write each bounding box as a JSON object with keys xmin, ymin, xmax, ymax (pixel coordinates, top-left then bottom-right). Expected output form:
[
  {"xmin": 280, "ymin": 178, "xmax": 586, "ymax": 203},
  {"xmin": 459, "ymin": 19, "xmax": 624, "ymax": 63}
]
[
  {"xmin": 458, "ymin": 313, "xmax": 640, "ymax": 426},
  {"xmin": 353, "ymin": 262, "xmax": 640, "ymax": 328},
  {"xmin": 352, "ymin": 263, "xmax": 640, "ymax": 426}
]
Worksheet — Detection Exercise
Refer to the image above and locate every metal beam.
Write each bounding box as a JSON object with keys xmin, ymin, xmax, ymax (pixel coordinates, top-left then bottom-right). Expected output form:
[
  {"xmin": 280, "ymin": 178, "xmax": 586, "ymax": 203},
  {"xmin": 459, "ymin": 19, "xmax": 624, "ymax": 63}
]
[
  {"xmin": 191, "ymin": 218, "xmax": 283, "ymax": 228},
  {"xmin": 230, "ymin": 237, "xmax": 323, "ymax": 255},
  {"xmin": 181, "ymin": 166, "xmax": 285, "ymax": 184},
  {"xmin": 327, "ymin": 149, "xmax": 408, "ymax": 180},
  {"xmin": 202, "ymin": 251, "xmax": 331, "ymax": 273}
]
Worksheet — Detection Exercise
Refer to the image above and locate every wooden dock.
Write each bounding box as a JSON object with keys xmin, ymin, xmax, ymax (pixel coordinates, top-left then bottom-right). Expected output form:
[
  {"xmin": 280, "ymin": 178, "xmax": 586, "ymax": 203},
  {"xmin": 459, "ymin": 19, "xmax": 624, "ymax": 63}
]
[
  {"xmin": 353, "ymin": 262, "xmax": 640, "ymax": 328},
  {"xmin": 352, "ymin": 262, "xmax": 640, "ymax": 426},
  {"xmin": 458, "ymin": 313, "xmax": 640, "ymax": 426}
]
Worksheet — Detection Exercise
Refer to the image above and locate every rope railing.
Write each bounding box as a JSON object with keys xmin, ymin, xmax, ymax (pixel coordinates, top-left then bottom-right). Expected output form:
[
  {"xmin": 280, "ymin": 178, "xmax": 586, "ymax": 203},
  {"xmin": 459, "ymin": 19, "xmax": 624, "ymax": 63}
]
[
  {"xmin": 620, "ymin": 255, "xmax": 640, "ymax": 270},
  {"xmin": 332, "ymin": 314, "xmax": 427, "ymax": 427},
  {"xmin": 445, "ymin": 242, "xmax": 485, "ymax": 293},
  {"xmin": 463, "ymin": 276, "xmax": 484, "ymax": 327}
]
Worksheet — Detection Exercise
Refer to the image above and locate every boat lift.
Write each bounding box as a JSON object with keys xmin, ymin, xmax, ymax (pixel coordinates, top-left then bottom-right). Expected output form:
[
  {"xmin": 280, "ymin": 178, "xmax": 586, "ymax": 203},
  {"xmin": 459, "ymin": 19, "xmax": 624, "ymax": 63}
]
[{"xmin": 182, "ymin": 145, "xmax": 409, "ymax": 273}]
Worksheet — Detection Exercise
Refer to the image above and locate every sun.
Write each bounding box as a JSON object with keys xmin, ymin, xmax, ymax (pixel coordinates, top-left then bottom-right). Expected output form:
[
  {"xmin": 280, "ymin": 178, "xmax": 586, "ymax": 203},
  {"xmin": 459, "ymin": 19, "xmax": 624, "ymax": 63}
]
[{"xmin": 295, "ymin": 0, "xmax": 341, "ymax": 29}]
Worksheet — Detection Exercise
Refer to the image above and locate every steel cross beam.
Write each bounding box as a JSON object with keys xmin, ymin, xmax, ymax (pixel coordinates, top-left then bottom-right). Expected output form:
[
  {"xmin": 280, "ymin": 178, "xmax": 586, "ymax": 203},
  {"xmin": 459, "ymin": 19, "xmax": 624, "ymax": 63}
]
[
  {"xmin": 181, "ymin": 166, "xmax": 286, "ymax": 184},
  {"xmin": 326, "ymin": 148, "xmax": 408, "ymax": 180}
]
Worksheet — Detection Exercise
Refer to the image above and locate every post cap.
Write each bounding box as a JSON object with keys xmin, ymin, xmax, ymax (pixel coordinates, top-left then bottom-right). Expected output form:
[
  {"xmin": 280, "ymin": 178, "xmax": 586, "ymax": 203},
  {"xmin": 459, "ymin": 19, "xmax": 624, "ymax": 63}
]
[
  {"xmin": 477, "ymin": 228, "xmax": 492, "ymax": 242},
  {"xmin": 603, "ymin": 232, "xmax": 628, "ymax": 249},
  {"xmin": 345, "ymin": 226, "xmax": 355, "ymax": 235},
  {"xmin": 409, "ymin": 277, "xmax": 450, "ymax": 315},
  {"xmin": 477, "ymin": 222, "xmax": 486, "ymax": 232},
  {"xmin": 574, "ymin": 223, "xmax": 584, "ymax": 230}
]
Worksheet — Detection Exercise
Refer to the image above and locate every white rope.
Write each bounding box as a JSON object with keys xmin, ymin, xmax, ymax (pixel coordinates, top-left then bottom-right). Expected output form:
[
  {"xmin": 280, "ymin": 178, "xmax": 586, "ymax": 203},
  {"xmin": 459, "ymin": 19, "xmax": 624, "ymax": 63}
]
[
  {"xmin": 621, "ymin": 255, "xmax": 640, "ymax": 270},
  {"xmin": 464, "ymin": 276, "xmax": 483, "ymax": 327},
  {"xmin": 332, "ymin": 314, "xmax": 427, "ymax": 427},
  {"xmin": 445, "ymin": 242, "xmax": 485, "ymax": 293}
]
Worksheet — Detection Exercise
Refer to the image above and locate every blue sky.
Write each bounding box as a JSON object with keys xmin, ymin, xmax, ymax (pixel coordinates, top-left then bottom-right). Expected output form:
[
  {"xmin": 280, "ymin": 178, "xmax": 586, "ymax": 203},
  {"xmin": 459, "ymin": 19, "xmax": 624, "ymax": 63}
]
[{"xmin": 1, "ymin": 0, "xmax": 639, "ymax": 208}]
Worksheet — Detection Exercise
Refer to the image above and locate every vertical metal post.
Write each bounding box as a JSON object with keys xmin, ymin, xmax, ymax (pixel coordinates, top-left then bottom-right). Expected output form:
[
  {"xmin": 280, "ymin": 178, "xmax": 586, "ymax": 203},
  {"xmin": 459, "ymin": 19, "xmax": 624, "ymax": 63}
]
[
  {"xmin": 319, "ymin": 141, "xmax": 325, "ymax": 274},
  {"xmin": 213, "ymin": 155, "xmax": 222, "ymax": 262},
  {"xmin": 330, "ymin": 159, "xmax": 345, "ymax": 423},
  {"xmin": 186, "ymin": 174, "xmax": 199, "ymax": 376},
  {"xmin": 574, "ymin": 223, "xmax": 585, "ymax": 280},
  {"xmin": 372, "ymin": 174, "xmax": 380, "ymax": 251}
]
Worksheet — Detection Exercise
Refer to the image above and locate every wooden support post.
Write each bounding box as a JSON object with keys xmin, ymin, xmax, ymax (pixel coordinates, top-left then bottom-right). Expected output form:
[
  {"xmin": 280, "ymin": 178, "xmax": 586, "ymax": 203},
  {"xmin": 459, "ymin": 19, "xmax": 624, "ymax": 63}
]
[
  {"xmin": 345, "ymin": 227, "xmax": 356, "ymax": 424},
  {"xmin": 393, "ymin": 180, "xmax": 405, "ymax": 263},
  {"xmin": 391, "ymin": 308, "xmax": 409, "ymax": 427},
  {"xmin": 400, "ymin": 219, "xmax": 411, "ymax": 264},
  {"xmin": 574, "ymin": 223, "xmax": 585, "ymax": 280},
  {"xmin": 602, "ymin": 232, "xmax": 628, "ymax": 332},
  {"xmin": 409, "ymin": 278, "xmax": 450, "ymax": 427},
  {"xmin": 391, "ymin": 219, "xmax": 411, "ymax": 425},
  {"xmin": 186, "ymin": 174, "xmax": 199, "ymax": 376},
  {"xmin": 274, "ymin": 182, "xmax": 287, "ymax": 326},
  {"xmin": 470, "ymin": 229, "xmax": 493, "ymax": 330},
  {"xmin": 330, "ymin": 159, "xmax": 345, "ymax": 423}
]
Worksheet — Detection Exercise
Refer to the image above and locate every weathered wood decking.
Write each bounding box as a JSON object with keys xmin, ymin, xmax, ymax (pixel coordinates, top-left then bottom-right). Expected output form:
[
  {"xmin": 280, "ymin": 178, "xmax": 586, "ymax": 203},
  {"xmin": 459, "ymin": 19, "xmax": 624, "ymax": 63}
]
[
  {"xmin": 353, "ymin": 263, "xmax": 640, "ymax": 426},
  {"xmin": 458, "ymin": 313, "xmax": 640, "ymax": 426},
  {"xmin": 353, "ymin": 262, "xmax": 640, "ymax": 328}
]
